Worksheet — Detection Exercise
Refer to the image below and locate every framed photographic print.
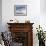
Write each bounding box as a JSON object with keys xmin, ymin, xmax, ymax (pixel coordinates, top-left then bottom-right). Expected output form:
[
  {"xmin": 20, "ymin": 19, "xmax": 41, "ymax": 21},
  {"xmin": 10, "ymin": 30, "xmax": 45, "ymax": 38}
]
[{"xmin": 14, "ymin": 5, "xmax": 27, "ymax": 16}]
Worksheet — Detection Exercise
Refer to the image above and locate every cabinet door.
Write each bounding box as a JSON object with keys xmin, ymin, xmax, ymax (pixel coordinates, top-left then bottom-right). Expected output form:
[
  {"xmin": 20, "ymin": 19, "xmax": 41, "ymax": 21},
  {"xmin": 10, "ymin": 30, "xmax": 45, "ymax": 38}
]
[{"xmin": 11, "ymin": 32, "xmax": 28, "ymax": 46}]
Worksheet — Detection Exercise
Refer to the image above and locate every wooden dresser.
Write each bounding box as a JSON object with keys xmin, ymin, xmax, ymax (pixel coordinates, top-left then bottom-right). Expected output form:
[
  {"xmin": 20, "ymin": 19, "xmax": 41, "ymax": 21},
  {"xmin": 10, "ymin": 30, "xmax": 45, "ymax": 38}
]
[{"xmin": 7, "ymin": 23, "xmax": 34, "ymax": 46}]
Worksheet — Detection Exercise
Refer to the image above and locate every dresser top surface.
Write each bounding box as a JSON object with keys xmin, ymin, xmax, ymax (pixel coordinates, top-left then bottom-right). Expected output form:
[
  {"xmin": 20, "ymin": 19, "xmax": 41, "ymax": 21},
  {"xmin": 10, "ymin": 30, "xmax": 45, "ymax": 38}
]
[{"xmin": 7, "ymin": 23, "xmax": 34, "ymax": 25}]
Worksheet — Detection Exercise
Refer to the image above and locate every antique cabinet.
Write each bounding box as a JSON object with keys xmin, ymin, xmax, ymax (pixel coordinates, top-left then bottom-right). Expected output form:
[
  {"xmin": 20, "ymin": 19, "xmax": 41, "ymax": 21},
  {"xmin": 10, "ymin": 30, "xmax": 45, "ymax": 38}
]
[{"xmin": 7, "ymin": 23, "xmax": 34, "ymax": 46}]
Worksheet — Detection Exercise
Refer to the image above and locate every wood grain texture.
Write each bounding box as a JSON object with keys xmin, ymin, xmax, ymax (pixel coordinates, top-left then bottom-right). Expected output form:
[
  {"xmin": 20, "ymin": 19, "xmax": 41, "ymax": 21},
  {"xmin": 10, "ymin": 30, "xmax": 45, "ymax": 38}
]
[{"xmin": 7, "ymin": 23, "xmax": 34, "ymax": 46}]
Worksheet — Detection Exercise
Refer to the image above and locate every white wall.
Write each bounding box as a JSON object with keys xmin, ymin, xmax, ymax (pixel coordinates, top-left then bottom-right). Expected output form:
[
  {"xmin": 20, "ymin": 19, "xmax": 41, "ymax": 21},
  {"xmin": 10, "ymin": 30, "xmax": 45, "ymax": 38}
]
[
  {"xmin": 40, "ymin": 0, "xmax": 46, "ymax": 13},
  {"xmin": 0, "ymin": 0, "xmax": 2, "ymax": 32},
  {"xmin": 2, "ymin": 0, "xmax": 40, "ymax": 46},
  {"xmin": 40, "ymin": 0, "xmax": 46, "ymax": 31}
]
